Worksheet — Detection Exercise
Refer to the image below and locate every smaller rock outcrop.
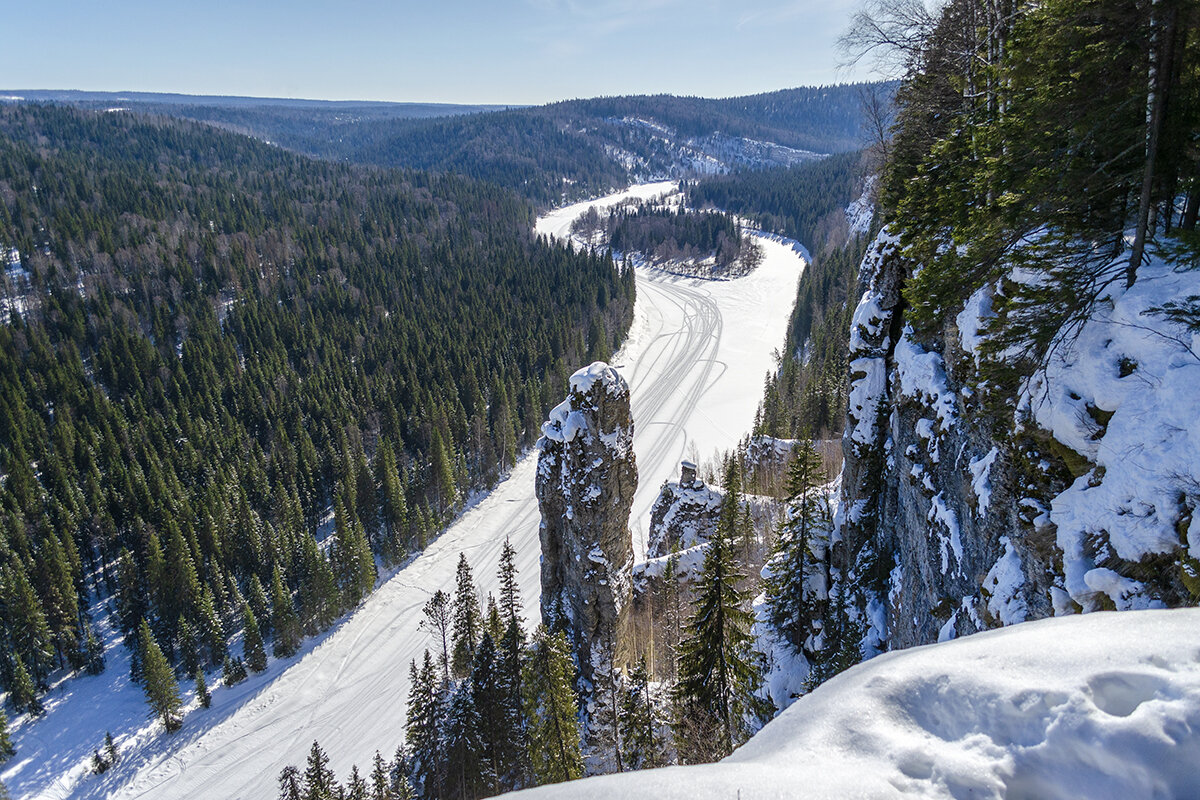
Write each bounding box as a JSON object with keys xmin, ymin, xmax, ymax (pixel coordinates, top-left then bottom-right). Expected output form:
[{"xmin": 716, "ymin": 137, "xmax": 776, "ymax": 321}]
[{"xmin": 645, "ymin": 461, "xmax": 722, "ymax": 560}]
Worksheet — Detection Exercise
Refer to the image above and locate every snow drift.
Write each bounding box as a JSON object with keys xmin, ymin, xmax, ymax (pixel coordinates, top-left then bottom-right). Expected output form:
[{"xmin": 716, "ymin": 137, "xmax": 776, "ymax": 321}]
[{"xmin": 507, "ymin": 608, "xmax": 1200, "ymax": 799}]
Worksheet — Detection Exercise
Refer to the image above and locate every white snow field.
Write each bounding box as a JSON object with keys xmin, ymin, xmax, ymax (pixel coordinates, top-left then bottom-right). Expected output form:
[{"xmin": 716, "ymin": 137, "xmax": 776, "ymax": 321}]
[
  {"xmin": 510, "ymin": 608, "xmax": 1200, "ymax": 800},
  {"xmin": 6, "ymin": 185, "xmax": 804, "ymax": 800}
]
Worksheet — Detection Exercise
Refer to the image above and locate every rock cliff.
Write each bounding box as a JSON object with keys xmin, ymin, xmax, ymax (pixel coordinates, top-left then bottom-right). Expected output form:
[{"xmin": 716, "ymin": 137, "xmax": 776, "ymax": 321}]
[
  {"xmin": 832, "ymin": 230, "xmax": 1198, "ymax": 657},
  {"xmin": 536, "ymin": 361, "xmax": 637, "ymax": 692}
]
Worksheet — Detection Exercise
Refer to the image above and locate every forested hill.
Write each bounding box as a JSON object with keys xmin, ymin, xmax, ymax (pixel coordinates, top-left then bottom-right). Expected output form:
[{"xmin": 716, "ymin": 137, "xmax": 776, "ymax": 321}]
[
  {"xmin": 0, "ymin": 103, "xmax": 633, "ymax": 706},
  {"xmin": 32, "ymin": 84, "xmax": 885, "ymax": 207}
]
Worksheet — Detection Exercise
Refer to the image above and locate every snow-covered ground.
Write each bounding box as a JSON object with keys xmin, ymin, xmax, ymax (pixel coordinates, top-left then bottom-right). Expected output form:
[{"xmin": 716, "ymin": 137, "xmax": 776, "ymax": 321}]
[
  {"xmin": 508, "ymin": 607, "xmax": 1200, "ymax": 799},
  {"xmin": 8, "ymin": 185, "xmax": 804, "ymax": 799}
]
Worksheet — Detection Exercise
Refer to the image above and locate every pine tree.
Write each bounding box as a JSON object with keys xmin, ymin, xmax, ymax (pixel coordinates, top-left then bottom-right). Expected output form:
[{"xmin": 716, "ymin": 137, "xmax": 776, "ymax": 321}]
[
  {"xmin": 522, "ymin": 625, "xmax": 583, "ymax": 785},
  {"xmin": 451, "ymin": 553, "xmax": 483, "ymax": 679},
  {"xmin": 138, "ymin": 619, "xmax": 183, "ymax": 731},
  {"xmin": 672, "ymin": 457, "xmax": 769, "ymax": 762},
  {"xmin": 420, "ymin": 589, "xmax": 452, "ymax": 683},
  {"xmin": 0, "ymin": 711, "xmax": 15, "ymax": 762},
  {"xmin": 243, "ymin": 605, "xmax": 268, "ymax": 673},
  {"xmin": 764, "ymin": 438, "xmax": 827, "ymax": 655},
  {"xmin": 271, "ymin": 564, "xmax": 302, "ymax": 659},
  {"xmin": 194, "ymin": 668, "xmax": 212, "ymax": 708}
]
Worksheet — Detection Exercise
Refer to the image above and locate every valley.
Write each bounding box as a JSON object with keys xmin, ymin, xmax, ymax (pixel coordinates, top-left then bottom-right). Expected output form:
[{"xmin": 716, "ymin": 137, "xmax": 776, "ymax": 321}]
[{"xmin": 10, "ymin": 184, "xmax": 804, "ymax": 799}]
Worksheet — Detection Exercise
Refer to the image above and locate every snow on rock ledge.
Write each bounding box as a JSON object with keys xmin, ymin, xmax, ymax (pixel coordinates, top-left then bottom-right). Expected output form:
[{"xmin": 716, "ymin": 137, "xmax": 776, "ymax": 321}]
[
  {"xmin": 1021, "ymin": 253, "xmax": 1200, "ymax": 611},
  {"xmin": 506, "ymin": 608, "xmax": 1200, "ymax": 799}
]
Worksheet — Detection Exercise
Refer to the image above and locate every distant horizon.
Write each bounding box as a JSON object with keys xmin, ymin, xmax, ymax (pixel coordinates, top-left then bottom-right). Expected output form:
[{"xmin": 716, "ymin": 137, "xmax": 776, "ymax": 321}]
[
  {"xmin": 4, "ymin": 0, "xmax": 868, "ymax": 107},
  {"xmin": 1, "ymin": 80, "xmax": 877, "ymax": 110}
]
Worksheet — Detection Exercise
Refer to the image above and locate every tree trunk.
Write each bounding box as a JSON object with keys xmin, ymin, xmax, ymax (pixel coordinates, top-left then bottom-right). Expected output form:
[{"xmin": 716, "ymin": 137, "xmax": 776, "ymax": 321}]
[{"xmin": 1129, "ymin": 0, "xmax": 1179, "ymax": 286}]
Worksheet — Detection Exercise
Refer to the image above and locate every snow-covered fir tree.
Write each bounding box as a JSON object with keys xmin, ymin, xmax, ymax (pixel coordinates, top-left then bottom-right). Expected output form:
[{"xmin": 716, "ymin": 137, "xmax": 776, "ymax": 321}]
[
  {"xmin": 764, "ymin": 437, "xmax": 830, "ymax": 657},
  {"xmin": 138, "ymin": 619, "xmax": 182, "ymax": 732},
  {"xmin": 522, "ymin": 625, "xmax": 583, "ymax": 785},
  {"xmin": 672, "ymin": 457, "xmax": 769, "ymax": 762},
  {"xmin": 451, "ymin": 553, "xmax": 483, "ymax": 678}
]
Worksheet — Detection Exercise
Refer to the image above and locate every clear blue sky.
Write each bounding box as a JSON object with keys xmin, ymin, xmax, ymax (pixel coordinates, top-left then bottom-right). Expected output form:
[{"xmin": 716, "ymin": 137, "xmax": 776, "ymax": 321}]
[{"xmin": 7, "ymin": 0, "xmax": 868, "ymax": 105}]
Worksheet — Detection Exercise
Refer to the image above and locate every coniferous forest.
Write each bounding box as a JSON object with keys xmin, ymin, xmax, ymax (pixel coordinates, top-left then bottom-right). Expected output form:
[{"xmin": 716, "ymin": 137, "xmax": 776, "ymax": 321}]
[{"xmin": 0, "ymin": 104, "xmax": 634, "ymax": 709}]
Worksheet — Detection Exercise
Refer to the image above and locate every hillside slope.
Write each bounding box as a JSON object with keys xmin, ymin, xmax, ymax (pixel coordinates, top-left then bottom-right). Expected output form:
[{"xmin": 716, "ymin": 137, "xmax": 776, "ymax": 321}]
[{"xmin": 31, "ymin": 85, "xmax": 885, "ymax": 206}]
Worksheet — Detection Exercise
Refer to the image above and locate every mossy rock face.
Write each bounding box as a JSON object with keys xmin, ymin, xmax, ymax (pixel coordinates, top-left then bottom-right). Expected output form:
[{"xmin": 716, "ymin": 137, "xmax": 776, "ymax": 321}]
[
  {"xmin": 1178, "ymin": 556, "xmax": 1200, "ymax": 601},
  {"xmin": 1026, "ymin": 427, "xmax": 1092, "ymax": 479}
]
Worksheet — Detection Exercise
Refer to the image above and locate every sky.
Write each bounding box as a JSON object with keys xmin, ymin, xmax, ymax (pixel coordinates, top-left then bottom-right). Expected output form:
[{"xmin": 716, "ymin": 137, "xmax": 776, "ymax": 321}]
[{"xmin": 6, "ymin": 0, "xmax": 871, "ymax": 105}]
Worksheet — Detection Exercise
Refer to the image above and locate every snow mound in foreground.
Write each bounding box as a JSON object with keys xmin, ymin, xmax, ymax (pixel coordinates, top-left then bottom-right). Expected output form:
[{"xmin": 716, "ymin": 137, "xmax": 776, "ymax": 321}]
[{"xmin": 508, "ymin": 608, "xmax": 1200, "ymax": 799}]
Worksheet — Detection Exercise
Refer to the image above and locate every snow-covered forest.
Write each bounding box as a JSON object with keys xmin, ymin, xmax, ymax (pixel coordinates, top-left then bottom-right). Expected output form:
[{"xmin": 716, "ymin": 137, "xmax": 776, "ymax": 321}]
[{"xmin": 1, "ymin": 0, "xmax": 1199, "ymax": 794}]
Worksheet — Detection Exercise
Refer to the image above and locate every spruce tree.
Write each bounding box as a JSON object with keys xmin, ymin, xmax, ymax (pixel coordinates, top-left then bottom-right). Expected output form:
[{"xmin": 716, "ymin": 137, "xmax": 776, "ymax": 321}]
[
  {"xmin": 104, "ymin": 731, "xmax": 119, "ymax": 766},
  {"xmin": 378, "ymin": 439, "xmax": 410, "ymax": 563},
  {"xmin": 429, "ymin": 429, "xmax": 458, "ymax": 519},
  {"xmin": 302, "ymin": 740, "xmax": 337, "ymax": 800},
  {"xmin": 498, "ymin": 537, "xmax": 523, "ymax": 628},
  {"xmin": 138, "ymin": 619, "xmax": 183, "ymax": 731},
  {"xmin": 9, "ymin": 655, "xmax": 41, "ymax": 715},
  {"xmin": 177, "ymin": 616, "xmax": 200, "ymax": 677},
  {"xmin": 346, "ymin": 765, "xmax": 368, "ymax": 800},
  {"xmin": 469, "ymin": 632, "xmax": 515, "ymax": 796},
  {"xmin": 197, "ymin": 584, "xmax": 226, "ymax": 667},
  {"xmin": 404, "ymin": 651, "xmax": 445, "ymax": 799},
  {"xmin": 389, "ymin": 745, "xmax": 416, "ymax": 800},
  {"xmin": 0, "ymin": 711, "xmax": 14, "ymax": 762},
  {"xmin": 451, "ymin": 553, "xmax": 483, "ymax": 678},
  {"xmin": 672, "ymin": 457, "xmax": 769, "ymax": 762},
  {"xmin": 499, "ymin": 617, "xmax": 529, "ymax": 789},
  {"xmin": 522, "ymin": 625, "xmax": 583, "ymax": 785},
  {"xmin": 622, "ymin": 655, "xmax": 666, "ymax": 770},
  {"xmin": 442, "ymin": 678, "xmax": 486, "ymax": 800},
  {"xmin": 243, "ymin": 605, "xmax": 268, "ymax": 673},
  {"xmin": 278, "ymin": 765, "xmax": 303, "ymax": 800},
  {"xmin": 3, "ymin": 565, "xmax": 55, "ymax": 688},
  {"xmin": 247, "ymin": 574, "xmax": 272, "ymax": 640},
  {"xmin": 271, "ymin": 564, "xmax": 302, "ymax": 659},
  {"xmin": 223, "ymin": 654, "xmax": 247, "ymax": 686},
  {"xmin": 369, "ymin": 751, "xmax": 392, "ymax": 800},
  {"xmin": 764, "ymin": 438, "xmax": 826, "ymax": 655},
  {"xmin": 84, "ymin": 624, "xmax": 106, "ymax": 675},
  {"xmin": 194, "ymin": 668, "xmax": 212, "ymax": 709}
]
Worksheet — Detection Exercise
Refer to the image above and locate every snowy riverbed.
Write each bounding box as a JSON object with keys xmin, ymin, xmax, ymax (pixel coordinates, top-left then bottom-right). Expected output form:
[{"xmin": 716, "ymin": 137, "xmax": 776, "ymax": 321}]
[{"xmin": 7, "ymin": 184, "xmax": 805, "ymax": 800}]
